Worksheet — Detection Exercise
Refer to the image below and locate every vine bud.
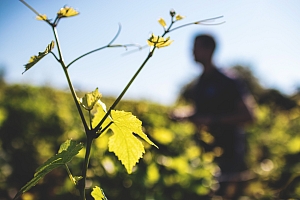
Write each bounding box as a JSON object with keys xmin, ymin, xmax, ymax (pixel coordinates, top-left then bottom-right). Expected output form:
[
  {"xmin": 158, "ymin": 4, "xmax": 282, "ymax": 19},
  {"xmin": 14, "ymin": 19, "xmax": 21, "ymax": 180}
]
[{"xmin": 170, "ymin": 9, "xmax": 176, "ymax": 17}]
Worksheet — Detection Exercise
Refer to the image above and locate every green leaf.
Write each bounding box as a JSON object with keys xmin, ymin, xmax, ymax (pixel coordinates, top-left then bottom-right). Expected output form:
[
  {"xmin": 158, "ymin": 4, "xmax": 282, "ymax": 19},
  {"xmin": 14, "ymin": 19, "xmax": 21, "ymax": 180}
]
[
  {"xmin": 22, "ymin": 41, "xmax": 55, "ymax": 74},
  {"xmin": 91, "ymin": 102, "xmax": 158, "ymax": 173},
  {"xmin": 108, "ymin": 110, "xmax": 158, "ymax": 174},
  {"xmin": 58, "ymin": 139, "xmax": 73, "ymax": 153},
  {"xmin": 13, "ymin": 139, "xmax": 83, "ymax": 200},
  {"xmin": 91, "ymin": 186, "xmax": 107, "ymax": 200},
  {"xmin": 78, "ymin": 88, "xmax": 102, "ymax": 111}
]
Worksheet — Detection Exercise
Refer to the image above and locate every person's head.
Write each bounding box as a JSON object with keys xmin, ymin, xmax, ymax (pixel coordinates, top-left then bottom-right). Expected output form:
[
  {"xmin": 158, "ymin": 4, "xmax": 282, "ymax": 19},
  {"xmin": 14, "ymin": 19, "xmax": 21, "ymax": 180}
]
[{"xmin": 193, "ymin": 34, "xmax": 216, "ymax": 65}]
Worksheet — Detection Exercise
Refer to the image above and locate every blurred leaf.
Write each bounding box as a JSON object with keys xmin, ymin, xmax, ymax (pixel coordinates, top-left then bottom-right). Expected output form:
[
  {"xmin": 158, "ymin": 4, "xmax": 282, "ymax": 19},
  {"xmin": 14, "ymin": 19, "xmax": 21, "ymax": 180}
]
[
  {"xmin": 147, "ymin": 33, "xmax": 173, "ymax": 48},
  {"xmin": 108, "ymin": 110, "xmax": 157, "ymax": 174},
  {"xmin": 91, "ymin": 186, "xmax": 107, "ymax": 200},
  {"xmin": 146, "ymin": 163, "xmax": 160, "ymax": 185},
  {"xmin": 175, "ymin": 14, "xmax": 185, "ymax": 21},
  {"xmin": 13, "ymin": 139, "xmax": 83, "ymax": 200},
  {"xmin": 78, "ymin": 88, "xmax": 102, "ymax": 110},
  {"xmin": 22, "ymin": 41, "xmax": 55, "ymax": 74},
  {"xmin": 152, "ymin": 127, "xmax": 174, "ymax": 145},
  {"xmin": 158, "ymin": 18, "xmax": 167, "ymax": 27},
  {"xmin": 36, "ymin": 14, "xmax": 47, "ymax": 21},
  {"xmin": 287, "ymin": 137, "xmax": 300, "ymax": 154},
  {"xmin": 57, "ymin": 6, "xmax": 79, "ymax": 18}
]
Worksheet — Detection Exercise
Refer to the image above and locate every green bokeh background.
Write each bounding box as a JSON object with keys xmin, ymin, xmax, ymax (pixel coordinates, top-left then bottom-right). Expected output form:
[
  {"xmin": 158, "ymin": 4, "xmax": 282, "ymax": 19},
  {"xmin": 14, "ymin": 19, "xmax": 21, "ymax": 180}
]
[{"xmin": 1, "ymin": 66, "xmax": 300, "ymax": 199}]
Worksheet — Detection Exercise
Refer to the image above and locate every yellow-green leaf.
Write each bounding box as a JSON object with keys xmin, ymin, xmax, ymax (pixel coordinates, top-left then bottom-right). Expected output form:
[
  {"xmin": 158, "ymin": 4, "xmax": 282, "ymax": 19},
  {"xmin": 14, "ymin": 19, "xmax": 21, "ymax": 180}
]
[
  {"xmin": 175, "ymin": 14, "xmax": 185, "ymax": 21},
  {"xmin": 91, "ymin": 186, "xmax": 107, "ymax": 200},
  {"xmin": 158, "ymin": 18, "xmax": 167, "ymax": 27},
  {"xmin": 147, "ymin": 33, "xmax": 173, "ymax": 48},
  {"xmin": 23, "ymin": 41, "xmax": 55, "ymax": 74},
  {"xmin": 92, "ymin": 100, "xmax": 112, "ymax": 133},
  {"xmin": 78, "ymin": 88, "xmax": 102, "ymax": 110},
  {"xmin": 108, "ymin": 110, "xmax": 157, "ymax": 174},
  {"xmin": 36, "ymin": 14, "xmax": 47, "ymax": 21},
  {"xmin": 57, "ymin": 6, "xmax": 79, "ymax": 18}
]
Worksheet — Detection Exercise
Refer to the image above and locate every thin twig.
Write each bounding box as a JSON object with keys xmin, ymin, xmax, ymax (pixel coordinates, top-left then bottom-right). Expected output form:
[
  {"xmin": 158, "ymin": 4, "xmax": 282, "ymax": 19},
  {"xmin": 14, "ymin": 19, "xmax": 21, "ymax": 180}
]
[
  {"xmin": 99, "ymin": 121, "xmax": 114, "ymax": 135},
  {"xmin": 65, "ymin": 164, "xmax": 76, "ymax": 185},
  {"xmin": 107, "ymin": 23, "xmax": 122, "ymax": 46},
  {"xmin": 169, "ymin": 16, "xmax": 224, "ymax": 33},
  {"xmin": 20, "ymin": 0, "xmax": 40, "ymax": 17},
  {"xmin": 67, "ymin": 24, "xmax": 122, "ymax": 68},
  {"xmin": 20, "ymin": 0, "xmax": 52, "ymax": 26},
  {"xmin": 50, "ymin": 52, "xmax": 60, "ymax": 62},
  {"xmin": 94, "ymin": 48, "xmax": 155, "ymax": 133}
]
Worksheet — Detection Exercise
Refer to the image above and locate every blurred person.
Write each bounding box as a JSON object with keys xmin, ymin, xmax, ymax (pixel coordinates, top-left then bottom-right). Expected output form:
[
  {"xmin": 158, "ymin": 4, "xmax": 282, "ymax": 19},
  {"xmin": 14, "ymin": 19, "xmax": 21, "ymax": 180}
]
[{"xmin": 171, "ymin": 34, "xmax": 255, "ymax": 200}]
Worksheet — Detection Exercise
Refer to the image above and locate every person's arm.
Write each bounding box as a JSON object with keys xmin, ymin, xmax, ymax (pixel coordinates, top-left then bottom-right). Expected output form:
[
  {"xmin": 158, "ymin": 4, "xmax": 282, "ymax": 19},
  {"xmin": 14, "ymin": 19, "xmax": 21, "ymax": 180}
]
[{"xmin": 189, "ymin": 94, "xmax": 256, "ymax": 126}]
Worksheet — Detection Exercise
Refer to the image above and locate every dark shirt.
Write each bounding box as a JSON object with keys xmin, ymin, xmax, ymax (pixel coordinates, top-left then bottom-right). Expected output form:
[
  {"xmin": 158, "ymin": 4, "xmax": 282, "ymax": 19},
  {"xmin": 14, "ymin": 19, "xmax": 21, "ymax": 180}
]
[
  {"xmin": 186, "ymin": 68, "xmax": 248, "ymax": 173},
  {"xmin": 191, "ymin": 68, "xmax": 243, "ymax": 117}
]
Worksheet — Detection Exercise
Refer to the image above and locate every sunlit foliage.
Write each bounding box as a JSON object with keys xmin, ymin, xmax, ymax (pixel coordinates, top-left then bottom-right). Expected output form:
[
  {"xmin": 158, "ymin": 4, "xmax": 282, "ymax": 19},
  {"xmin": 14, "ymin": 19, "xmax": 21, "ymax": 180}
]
[{"xmin": 2, "ymin": 66, "xmax": 300, "ymax": 199}]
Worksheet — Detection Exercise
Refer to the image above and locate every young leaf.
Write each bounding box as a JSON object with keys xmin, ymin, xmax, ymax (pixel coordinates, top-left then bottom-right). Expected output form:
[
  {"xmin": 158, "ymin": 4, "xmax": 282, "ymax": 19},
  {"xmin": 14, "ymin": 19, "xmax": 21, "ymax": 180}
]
[
  {"xmin": 13, "ymin": 140, "xmax": 83, "ymax": 200},
  {"xmin": 57, "ymin": 6, "xmax": 79, "ymax": 18},
  {"xmin": 22, "ymin": 41, "xmax": 55, "ymax": 74},
  {"xmin": 147, "ymin": 33, "xmax": 173, "ymax": 48},
  {"xmin": 36, "ymin": 14, "xmax": 47, "ymax": 21},
  {"xmin": 91, "ymin": 186, "xmax": 107, "ymax": 200},
  {"xmin": 108, "ymin": 110, "xmax": 158, "ymax": 174},
  {"xmin": 175, "ymin": 14, "xmax": 185, "ymax": 21},
  {"xmin": 78, "ymin": 88, "xmax": 102, "ymax": 111},
  {"xmin": 92, "ymin": 100, "xmax": 112, "ymax": 132},
  {"xmin": 158, "ymin": 18, "xmax": 167, "ymax": 28},
  {"xmin": 58, "ymin": 139, "xmax": 74, "ymax": 153}
]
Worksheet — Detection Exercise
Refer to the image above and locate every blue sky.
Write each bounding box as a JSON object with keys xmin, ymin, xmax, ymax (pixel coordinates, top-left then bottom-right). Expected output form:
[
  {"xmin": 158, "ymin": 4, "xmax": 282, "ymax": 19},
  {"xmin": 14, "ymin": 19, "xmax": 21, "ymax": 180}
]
[{"xmin": 1, "ymin": 0, "xmax": 300, "ymax": 105}]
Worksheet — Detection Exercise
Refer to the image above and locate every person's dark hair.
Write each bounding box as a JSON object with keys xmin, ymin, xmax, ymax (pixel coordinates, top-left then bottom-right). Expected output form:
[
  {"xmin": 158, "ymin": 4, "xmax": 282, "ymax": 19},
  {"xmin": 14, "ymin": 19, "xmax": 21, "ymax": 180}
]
[{"xmin": 195, "ymin": 34, "xmax": 216, "ymax": 52}]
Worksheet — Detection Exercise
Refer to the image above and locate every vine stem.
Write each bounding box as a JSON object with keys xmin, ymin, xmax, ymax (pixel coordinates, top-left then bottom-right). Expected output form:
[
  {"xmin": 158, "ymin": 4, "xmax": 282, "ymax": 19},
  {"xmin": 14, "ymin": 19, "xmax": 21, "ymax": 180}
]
[
  {"xmin": 65, "ymin": 164, "xmax": 76, "ymax": 185},
  {"xmin": 94, "ymin": 17, "xmax": 176, "ymax": 133},
  {"xmin": 94, "ymin": 17, "xmax": 178, "ymax": 133},
  {"xmin": 19, "ymin": 2, "xmax": 225, "ymax": 200},
  {"xmin": 52, "ymin": 25, "xmax": 92, "ymax": 200},
  {"xmin": 66, "ymin": 24, "xmax": 122, "ymax": 68},
  {"xmin": 52, "ymin": 26, "xmax": 89, "ymax": 133},
  {"xmin": 94, "ymin": 48, "xmax": 155, "ymax": 133},
  {"xmin": 78, "ymin": 134, "xmax": 94, "ymax": 200}
]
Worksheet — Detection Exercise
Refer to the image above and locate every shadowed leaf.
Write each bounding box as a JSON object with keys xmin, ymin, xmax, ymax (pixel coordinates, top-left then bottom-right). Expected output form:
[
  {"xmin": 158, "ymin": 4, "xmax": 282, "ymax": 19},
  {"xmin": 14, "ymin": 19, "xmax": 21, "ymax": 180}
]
[{"xmin": 13, "ymin": 139, "xmax": 83, "ymax": 200}]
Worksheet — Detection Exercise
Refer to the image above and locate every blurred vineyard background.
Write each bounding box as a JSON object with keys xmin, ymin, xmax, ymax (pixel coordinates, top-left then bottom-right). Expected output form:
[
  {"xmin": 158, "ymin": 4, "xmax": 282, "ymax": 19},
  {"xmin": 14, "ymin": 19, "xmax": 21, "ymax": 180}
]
[{"xmin": 1, "ymin": 65, "xmax": 300, "ymax": 200}]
